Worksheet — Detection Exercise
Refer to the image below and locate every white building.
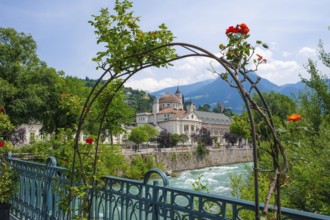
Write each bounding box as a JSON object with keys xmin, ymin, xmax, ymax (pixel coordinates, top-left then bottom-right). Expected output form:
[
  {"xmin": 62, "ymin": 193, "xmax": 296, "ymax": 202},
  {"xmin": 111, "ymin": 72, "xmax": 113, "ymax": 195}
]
[{"xmin": 136, "ymin": 88, "xmax": 231, "ymax": 144}]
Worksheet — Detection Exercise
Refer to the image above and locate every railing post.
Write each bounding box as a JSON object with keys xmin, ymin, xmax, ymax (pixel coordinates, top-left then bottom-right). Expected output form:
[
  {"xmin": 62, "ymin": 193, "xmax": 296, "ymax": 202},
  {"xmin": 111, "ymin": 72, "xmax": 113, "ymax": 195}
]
[
  {"xmin": 42, "ymin": 156, "xmax": 57, "ymax": 219},
  {"xmin": 152, "ymin": 181, "xmax": 159, "ymax": 220}
]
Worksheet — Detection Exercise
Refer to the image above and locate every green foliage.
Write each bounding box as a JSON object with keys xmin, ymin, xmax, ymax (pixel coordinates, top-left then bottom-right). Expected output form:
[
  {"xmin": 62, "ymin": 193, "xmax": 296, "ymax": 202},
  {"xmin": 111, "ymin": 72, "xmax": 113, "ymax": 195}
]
[
  {"xmin": 0, "ymin": 113, "xmax": 14, "ymax": 138},
  {"xmin": 125, "ymin": 155, "xmax": 164, "ymax": 179},
  {"xmin": 89, "ymin": 0, "xmax": 176, "ymax": 73},
  {"xmin": 0, "ymin": 27, "xmax": 90, "ymax": 135},
  {"xmin": 0, "ymin": 160, "xmax": 19, "ymax": 204},
  {"xmin": 198, "ymin": 104, "xmax": 211, "ymax": 112},
  {"xmin": 0, "ymin": 144, "xmax": 19, "ymax": 204},
  {"xmin": 192, "ymin": 175, "xmax": 209, "ymax": 193},
  {"xmin": 85, "ymin": 79, "xmax": 135, "ymax": 143},
  {"xmin": 230, "ymin": 113, "xmax": 250, "ymax": 145},
  {"xmin": 196, "ymin": 142, "xmax": 209, "ymax": 158},
  {"xmin": 124, "ymin": 87, "xmax": 155, "ymax": 113},
  {"xmin": 129, "ymin": 124, "xmax": 158, "ymax": 147},
  {"xmin": 178, "ymin": 134, "xmax": 189, "ymax": 145},
  {"xmin": 230, "ymin": 38, "xmax": 330, "ymax": 216},
  {"xmin": 171, "ymin": 133, "xmax": 180, "ymax": 147}
]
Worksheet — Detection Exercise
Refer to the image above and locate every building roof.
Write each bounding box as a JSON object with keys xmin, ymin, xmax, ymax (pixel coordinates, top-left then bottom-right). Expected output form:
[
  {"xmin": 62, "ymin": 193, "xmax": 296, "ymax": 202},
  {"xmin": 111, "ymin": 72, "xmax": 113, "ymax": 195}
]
[
  {"xmin": 159, "ymin": 93, "xmax": 180, "ymax": 104},
  {"xmin": 158, "ymin": 108, "xmax": 186, "ymax": 117},
  {"xmin": 193, "ymin": 110, "xmax": 231, "ymax": 124}
]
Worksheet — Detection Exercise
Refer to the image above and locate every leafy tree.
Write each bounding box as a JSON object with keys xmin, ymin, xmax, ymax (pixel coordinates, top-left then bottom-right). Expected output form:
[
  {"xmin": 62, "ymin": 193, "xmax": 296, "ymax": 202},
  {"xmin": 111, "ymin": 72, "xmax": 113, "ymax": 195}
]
[
  {"xmin": 253, "ymin": 92, "xmax": 297, "ymax": 125},
  {"xmin": 229, "ymin": 113, "xmax": 250, "ymax": 146},
  {"xmin": 198, "ymin": 104, "xmax": 211, "ymax": 112},
  {"xmin": 212, "ymin": 103, "xmax": 224, "ymax": 113},
  {"xmin": 128, "ymin": 124, "xmax": 158, "ymax": 150},
  {"xmin": 0, "ymin": 27, "xmax": 87, "ymax": 137},
  {"xmin": 282, "ymin": 40, "xmax": 330, "ymax": 214},
  {"xmin": 178, "ymin": 133, "xmax": 189, "ymax": 145},
  {"xmin": 86, "ymin": 79, "xmax": 135, "ymax": 143},
  {"xmin": 191, "ymin": 127, "xmax": 213, "ymax": 146},
  {"xmin": 89, "ymin": 0, "xmax": 176, "ymax": 74},
  {"xmin": 42, "ymin": 76, "xmax": 87, "ymax": 135},
  {"xmin": 230, "ymin": 37, "xmax": 330, "ymax": 215},
  {"xmin": 157, "ymin": 130, "xmax": 172, "ymax": 148},
  {"xmin": 0, "ymin": 28, "xmax": 57, "ymax": 126},
  {"xmin": 124, "ymin": 87, "xmax": 154, "ymax": 113},
  {"xmin": 223, "ymin": 108, "xmax": 234, "ymax": 117},
  {"xmin": 223, "ymin": 132, "xmax": 238, "ymax": 146},
  {"xmin": 171, "ymin": 133, "xmax": 180, "ymax": 147}
]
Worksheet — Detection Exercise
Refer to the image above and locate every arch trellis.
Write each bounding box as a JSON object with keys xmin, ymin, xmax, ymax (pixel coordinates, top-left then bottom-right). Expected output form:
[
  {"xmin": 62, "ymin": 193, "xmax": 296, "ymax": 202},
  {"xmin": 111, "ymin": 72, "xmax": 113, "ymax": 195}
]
[{"xmin": 70, "ymin": 42, "xmax": 288, "ymax": 220}]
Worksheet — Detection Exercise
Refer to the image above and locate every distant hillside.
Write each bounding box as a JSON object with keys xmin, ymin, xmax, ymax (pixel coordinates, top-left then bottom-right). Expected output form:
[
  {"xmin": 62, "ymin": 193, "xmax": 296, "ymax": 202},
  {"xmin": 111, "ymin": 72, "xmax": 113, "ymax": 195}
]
[{"xmin": 151, "ymin": 73, "xmax": 305, "ymax": 113}]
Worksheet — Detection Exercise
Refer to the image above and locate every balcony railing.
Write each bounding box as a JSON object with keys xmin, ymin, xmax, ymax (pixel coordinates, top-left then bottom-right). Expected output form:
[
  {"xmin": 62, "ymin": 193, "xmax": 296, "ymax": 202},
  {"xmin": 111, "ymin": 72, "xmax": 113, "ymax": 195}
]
[{"xmin": 5, "ymin": 154, "xmax": 330, "ymax": 220}]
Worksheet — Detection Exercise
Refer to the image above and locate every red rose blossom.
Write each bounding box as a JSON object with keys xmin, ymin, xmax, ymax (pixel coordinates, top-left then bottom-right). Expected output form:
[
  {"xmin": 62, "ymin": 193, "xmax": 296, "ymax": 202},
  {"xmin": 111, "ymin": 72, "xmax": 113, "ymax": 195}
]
[
  {"xmin": 86, "ymin": 137, "xmax": 93, "ymax": 144},
  {"xmin": 226, "ymin": 24, "xmax": 250, "ymax": 36},
  {"xmin": 0, "ymin": 141, "xmax": 5, "ymax": 147},
  {"xmin": 238, "ymin": 23, "xmax": 250, "ymax": 35},
  {"xmin": 225, "ymin": 26, "xmax": 237, "ymax": 35}
]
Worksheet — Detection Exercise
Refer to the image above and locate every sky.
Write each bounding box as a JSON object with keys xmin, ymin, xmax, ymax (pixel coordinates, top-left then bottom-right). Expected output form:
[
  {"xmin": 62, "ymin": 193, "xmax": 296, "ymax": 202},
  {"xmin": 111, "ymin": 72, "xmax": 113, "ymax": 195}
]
[{"xmin": 1, "ymin": 0, "xmax": 329, "ymax": 92}]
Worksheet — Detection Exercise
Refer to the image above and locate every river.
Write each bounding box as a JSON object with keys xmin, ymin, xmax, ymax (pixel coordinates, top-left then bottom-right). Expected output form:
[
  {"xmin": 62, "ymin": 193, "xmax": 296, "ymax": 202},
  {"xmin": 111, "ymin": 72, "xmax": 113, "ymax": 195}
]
[{"xmin": 167, "ymin": 162, "xmax": 253, "ymax": 197}]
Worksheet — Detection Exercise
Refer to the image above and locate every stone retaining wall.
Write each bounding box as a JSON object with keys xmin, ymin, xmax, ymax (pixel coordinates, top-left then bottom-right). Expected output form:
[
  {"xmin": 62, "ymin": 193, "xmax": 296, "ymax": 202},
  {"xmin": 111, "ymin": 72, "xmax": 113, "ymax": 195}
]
[{"xmin": 126, "ymin": 148, "xmax": 253, "ymax": 172}]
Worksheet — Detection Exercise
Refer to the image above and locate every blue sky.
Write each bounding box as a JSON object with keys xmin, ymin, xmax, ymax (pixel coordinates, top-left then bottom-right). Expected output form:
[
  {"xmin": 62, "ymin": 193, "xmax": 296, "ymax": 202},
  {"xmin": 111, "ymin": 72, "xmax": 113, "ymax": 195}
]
[{"xmin": 1, "ymin": 0, "xmax": 329, "ymax": 92}]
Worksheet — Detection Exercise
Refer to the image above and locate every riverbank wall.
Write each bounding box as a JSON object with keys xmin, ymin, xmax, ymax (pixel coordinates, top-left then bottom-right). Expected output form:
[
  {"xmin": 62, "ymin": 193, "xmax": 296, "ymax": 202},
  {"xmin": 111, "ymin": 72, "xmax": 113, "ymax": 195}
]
[{"xmin": 125, "ymin": 148, "xmax": 253, "ymax": 172}]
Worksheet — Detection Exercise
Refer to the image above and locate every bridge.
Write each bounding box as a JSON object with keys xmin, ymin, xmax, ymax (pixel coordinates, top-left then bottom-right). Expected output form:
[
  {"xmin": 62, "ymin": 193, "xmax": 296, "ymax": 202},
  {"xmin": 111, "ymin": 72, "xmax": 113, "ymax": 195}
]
[{"xmin": 5, "ymin": 154, "xmax": 329, "ymax": 220}]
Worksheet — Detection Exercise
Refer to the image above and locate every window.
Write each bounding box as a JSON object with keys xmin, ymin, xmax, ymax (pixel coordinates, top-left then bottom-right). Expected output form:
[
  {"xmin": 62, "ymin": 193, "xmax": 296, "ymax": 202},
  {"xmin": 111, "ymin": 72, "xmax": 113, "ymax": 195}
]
[{"xmin": 184, "ymin": 125, "xmax": 189, "ymax": 132}]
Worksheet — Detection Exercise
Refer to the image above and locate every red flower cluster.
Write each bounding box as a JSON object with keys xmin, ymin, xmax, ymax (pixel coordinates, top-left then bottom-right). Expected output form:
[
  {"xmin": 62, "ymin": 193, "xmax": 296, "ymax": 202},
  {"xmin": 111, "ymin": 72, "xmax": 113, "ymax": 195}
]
[
  {"xmin": 86, "ymin": 137, "xmax": 93, "ymax": 144},
  {"xmin": 0, "ymin": 141, "xmax": 5, "ymax": 147},
  {"xmin": 226, "ymin": 23, "xmax": 250, "ymax": 35},
  {"xmin": 287, "ymin": 114, "xmax": 302, "ymax": 122}
]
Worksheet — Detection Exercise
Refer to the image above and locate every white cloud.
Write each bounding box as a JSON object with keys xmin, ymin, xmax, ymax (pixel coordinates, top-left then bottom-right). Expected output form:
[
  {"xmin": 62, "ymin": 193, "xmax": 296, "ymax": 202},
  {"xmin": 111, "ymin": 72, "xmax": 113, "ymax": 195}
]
[
  {"xmin": 258, "ymin": 59, "xmax": 304, "ymax": 85},
  {"xmin": 299, "ymin": 47, "xmax": 317, "ymax": 57},
  {"xmin": 126, "ymin": 77, "xmax": 188, "ymax": 92},
  {"xmin": 125, "ymin": 56, "xmax": 219, "ymax": 92}
]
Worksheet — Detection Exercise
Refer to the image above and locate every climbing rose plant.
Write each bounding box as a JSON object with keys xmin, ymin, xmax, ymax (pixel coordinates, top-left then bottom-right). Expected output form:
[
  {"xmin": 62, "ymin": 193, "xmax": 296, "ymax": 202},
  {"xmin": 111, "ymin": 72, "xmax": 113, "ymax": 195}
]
[{"xmin": 219, "ymin": 23, "xmax": 268, "ymax": 70}]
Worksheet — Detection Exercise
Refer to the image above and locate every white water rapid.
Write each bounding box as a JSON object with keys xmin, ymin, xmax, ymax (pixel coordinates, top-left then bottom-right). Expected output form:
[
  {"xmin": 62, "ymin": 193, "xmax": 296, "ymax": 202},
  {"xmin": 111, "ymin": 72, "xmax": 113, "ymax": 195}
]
[{"xmin": 168, "ymin": 162, "xmax": 253, "ymax": 197}]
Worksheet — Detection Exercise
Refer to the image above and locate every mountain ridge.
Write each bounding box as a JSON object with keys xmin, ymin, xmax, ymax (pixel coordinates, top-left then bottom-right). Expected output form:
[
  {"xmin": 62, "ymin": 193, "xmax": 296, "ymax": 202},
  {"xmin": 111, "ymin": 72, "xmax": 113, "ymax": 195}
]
[{"xmin": 151, "ymin": 73, "xmax": 305, "ymax": 112}]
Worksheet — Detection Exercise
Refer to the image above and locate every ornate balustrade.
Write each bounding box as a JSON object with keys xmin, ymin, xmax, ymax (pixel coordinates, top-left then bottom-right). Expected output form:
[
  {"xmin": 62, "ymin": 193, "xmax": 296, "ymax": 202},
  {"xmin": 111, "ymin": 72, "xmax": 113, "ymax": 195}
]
[{"xmin": 5, "ymin": 155, "xmax": 329, "ymax": 220}]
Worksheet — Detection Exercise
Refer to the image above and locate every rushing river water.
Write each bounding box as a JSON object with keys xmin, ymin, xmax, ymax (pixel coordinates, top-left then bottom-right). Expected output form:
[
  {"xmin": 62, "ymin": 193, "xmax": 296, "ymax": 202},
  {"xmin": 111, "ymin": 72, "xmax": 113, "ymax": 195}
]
[{"xmin": 167, "ymin": 162, "xmax": 253, "ymax": 197}]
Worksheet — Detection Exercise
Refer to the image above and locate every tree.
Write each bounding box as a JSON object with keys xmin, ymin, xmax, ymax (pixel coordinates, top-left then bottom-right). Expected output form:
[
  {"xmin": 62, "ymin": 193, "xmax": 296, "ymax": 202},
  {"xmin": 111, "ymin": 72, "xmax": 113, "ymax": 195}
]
[
  {"xmin": 282, "ymin": 40, "xmax": 330, "ymax": 214},
  {"xmin": 198, "ymin": 104, "xmax": 211, "ymax": 112},
  {"xmin": 124, "ymin": 87, "xmax": 154, "ymax": 113},
  {"xmin": 128, "ymin": 125, "xmax": 158, "ymax": 150},
  {"xmin": 171, "ymin": 133, "xmax": 180, "ymax": 147},
  {"xmin": 87, "ymin": 79, "xmax": 135, "ymax": 144},
  {"xmin": 230, "ymin": 37, "xmax": 330, "ymax": 216},
  {"xmin": 157, "ymin": 130, "xmax": 172, "ymax": 148},
  {"xmin": 0, "ymin": 27, "xmax": 58, "ymax": 126},
  {"xmin": 223, "ymin": 132, "xmax": 238, "ymax": 146},
  {"xmin": 223, "ymin": 108, "xmax": 234, "ymax": 117},
  {"xmin": 230, "ymin": 113, "xmax": 250, "ymax": 146},
  {"xmin": 191, "ymin": 127, "xmax": 213, "ymax": 146},
  {"xmin": 0, "ymin": 27, "xmax": 87, "ymax": 137},
  {"xmin": 178, "ymin": 134, "xmax": 189, "ymax": 145}
]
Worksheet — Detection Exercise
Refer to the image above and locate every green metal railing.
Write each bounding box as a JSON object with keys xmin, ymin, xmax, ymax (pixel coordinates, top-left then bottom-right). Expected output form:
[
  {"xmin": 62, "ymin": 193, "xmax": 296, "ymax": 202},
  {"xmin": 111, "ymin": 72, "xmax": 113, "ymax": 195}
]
[{"xmin": 6, "ymin": 154, "xmax": 330, "ymax": 220}]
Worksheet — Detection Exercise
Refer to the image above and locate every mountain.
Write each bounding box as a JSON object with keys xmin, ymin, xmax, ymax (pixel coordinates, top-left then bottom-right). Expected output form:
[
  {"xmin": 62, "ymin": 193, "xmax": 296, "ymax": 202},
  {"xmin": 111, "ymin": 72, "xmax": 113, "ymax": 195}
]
[{"xmin": 151, "ymin": 73, "xmax": 305, "ymax": 113}]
